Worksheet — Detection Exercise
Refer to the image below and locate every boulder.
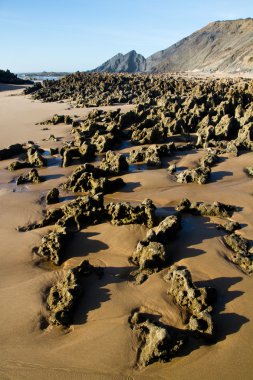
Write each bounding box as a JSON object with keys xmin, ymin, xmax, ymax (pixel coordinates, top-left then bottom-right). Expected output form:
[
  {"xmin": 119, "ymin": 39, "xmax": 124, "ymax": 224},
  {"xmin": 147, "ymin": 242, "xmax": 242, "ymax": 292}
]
[
  {"xmin": 37, "ymin": 228, "xmax": 68, "ymax": 265},
  {"xmin": 99, "ymin": 151, "xmax": 129, "ymax": 174},
  {"xmin": 0, "ymin": 143, "xmax": 25, "ymax": 161}
]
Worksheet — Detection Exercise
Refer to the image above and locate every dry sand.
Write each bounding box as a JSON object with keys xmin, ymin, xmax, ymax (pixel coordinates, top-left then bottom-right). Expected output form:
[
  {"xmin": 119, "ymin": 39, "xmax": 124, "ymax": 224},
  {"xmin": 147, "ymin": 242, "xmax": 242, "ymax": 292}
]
[{"xmin": 0, "ymin": 85, "xmax": 253, "ymax": 380}]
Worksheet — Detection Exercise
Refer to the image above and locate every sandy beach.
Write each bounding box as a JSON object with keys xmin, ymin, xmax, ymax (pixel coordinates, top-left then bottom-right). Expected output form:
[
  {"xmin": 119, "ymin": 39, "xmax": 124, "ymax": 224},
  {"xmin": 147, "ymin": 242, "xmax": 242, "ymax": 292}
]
[{"xmin": 0, "ymin": 85, "xmax": 253, "ymax": 380}]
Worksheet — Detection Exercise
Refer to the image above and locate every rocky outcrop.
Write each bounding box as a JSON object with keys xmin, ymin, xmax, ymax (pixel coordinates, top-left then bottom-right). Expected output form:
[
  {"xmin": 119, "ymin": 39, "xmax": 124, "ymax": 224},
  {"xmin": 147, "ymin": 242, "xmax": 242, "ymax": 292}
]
[
  {"xmin": 19, "ymin": 193, "xmax": 105, "ymax": 232},
  {"xmin": 8, "ymin": 146, "xmax": 47, "ymax": 171},
  {"xmin": 130, "ymin": 215, "xmax": 181, "ymax": 283},
  {"xmin": 16, "ymin": 168, "xmax": 42, "ymax": 185},
  {"xmin": 99, "ymin": 151, "xmax": 129, "ymax": 174},
  {"xmin": 93, "ymin": 50, "xmax": 146, "ymax": 73},
  {"xmin": 46, "ymin": 260, "xmax": 97, "ymax": 326},
  {"xmin": 40, "ymin": 114, "xmax": 73, "ymax": 125},
  {"xmin": 164, "ymin": 267, "xmax": 216, "ymax": 336},
  {"xmin": 129, "ymin": 310, "xmax": 184, "ymax": 368},
  {"xmin": 176, "ymin": 198, "xmax": 236, "ymax": 218},
  {"xmin": 223, "ymin": 233, "xmax": 253, "ymax": 274},
  {"xmin": 106, "ymin": 199, "xmax": 157, "ymax": 228},
  {"xmin": 63, "ymin": 165, "xmax": 125, "ymax": 195},
  {"xmin": 37, "ymin": 228, "xmax": 68, "ymax": 265},
  {"xmin": 46, "ymin": 188, "xmax": 59, "ymax": 204}
]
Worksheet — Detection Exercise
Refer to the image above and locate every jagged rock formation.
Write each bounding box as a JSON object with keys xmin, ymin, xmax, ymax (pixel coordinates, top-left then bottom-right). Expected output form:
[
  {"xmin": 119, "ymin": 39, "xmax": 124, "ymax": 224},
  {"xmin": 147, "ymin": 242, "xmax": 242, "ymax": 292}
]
[
  {"xmin": 93, "ymin": 50, "xmax": 146, "ymax": 73},
  {"xmin": 0, "ymin": 143, "xmax": 25, "ymax": 160},
  {"xmin": 129, "ymin": 310, "xmax": 184, "ymax": 368},
  {"xmin": 164, "ymin": 267, "xmax": 216, "ymax": 336},
  {"xmin": 106, "ymin": 199, "xmax": 157, "ymax": 228},
  {"xmin": 223, "ymin": 233, "xmax": 253, "ymax": 274},
  {"xmin": 37, "ymin": 228, "xmax": 68, "ymax": 265},
  {"xmin": 176, "ymin": 198, "xmax": 236, "ymax": 218},
  {"xmin": 16, "ymin": 168, "xmax": 42, "ymax": 185},
  {"xmin": 46, "ymin": 188, "xmax": 59, "ymax": 204},
  {"xmin": 19, "ymin": 193, "xmax": 105, "ymax": 233},
  {"xmin": 8, "ymin": 146, "xmax": 47, "ymax": 171},
  {"xmin": 131, "ymin": 215, "xmax": 181, "ymax": 283},
  {"xmin": 46, "ymin": 260, "xmax": 96, "ymax": 326}
]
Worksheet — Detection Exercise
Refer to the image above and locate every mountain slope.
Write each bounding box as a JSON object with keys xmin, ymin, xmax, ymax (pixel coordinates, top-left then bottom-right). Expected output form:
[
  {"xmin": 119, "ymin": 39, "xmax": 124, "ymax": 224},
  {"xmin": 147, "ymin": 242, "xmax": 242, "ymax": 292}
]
[
  {"xmin": 147, "ymin": 18, "xmax": 253, "ymax": 73},
  {"xmin": 93, "ymin": 50, "xmax": 146, "ymax": 73}
]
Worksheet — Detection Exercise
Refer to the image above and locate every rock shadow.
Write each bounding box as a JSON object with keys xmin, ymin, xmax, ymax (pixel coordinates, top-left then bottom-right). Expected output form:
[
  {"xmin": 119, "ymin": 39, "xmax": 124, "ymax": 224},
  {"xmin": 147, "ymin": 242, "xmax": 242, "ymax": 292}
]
[
  {"xmin": 168, "ymin": 216, "xmax": 225, "ymax": 263},
  {"xmin": 73, "ymin": 265, "xmax": 135, "ymax": 325},
  {"xmin": 209, "ymin": 170, "xmax": 233, "ymax": 183}
]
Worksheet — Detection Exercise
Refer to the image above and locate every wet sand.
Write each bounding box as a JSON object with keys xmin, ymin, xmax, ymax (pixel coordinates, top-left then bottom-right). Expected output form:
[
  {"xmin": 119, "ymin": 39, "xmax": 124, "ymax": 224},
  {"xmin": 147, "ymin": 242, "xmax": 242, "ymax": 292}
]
[{"xmin": 0, "ymin": 86, "xmax": 253, "ymax": 380}]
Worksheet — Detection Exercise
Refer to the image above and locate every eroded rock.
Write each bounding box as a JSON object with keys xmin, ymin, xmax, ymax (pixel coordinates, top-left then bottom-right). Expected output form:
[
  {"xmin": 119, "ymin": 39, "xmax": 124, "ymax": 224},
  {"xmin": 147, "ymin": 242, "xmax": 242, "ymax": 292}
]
[
  {"xmin": 46, "ymin": 188, "xmax": 59, "ymax": 204},
  {"xmin": 99, "ymin": 151, "xmax": 129, "ymax": 174},
  {"xmin": 164, "ymin": 266, "xmax": 216, "ymax": 336},
  {"xmin": 16, "ymin": 168, "xmax": 42, "ymax": 185},
  {"xmin": 106, "ymin": 199, "xmax": 156, "ymax": 228}
]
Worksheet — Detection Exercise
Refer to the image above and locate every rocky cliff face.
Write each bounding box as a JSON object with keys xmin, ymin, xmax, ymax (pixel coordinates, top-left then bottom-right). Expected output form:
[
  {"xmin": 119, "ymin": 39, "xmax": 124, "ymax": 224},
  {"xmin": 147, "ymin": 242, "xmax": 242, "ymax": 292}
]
[
  {"xmin": 93, "ymin": 50, "xmax": 146, "ymax": 73},
  {"xmin": 93, "ymin": 19, "xmax": 253, "ymax": 74}
]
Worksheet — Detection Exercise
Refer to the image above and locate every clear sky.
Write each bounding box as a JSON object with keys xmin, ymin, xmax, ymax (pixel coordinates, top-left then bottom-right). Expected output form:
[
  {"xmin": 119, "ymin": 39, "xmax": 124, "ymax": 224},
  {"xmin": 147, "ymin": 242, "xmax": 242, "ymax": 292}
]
[{"xmin": 1, "ymin": 0, "xmax": 252, "ymax": 72}]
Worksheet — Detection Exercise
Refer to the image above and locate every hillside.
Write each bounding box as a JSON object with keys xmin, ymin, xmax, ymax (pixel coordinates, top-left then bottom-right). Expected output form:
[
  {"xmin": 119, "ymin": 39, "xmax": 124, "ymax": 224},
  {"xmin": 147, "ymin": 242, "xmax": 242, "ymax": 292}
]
[
  {"xmin": 147, "ymin": 18, "xmax": 253, "ymax": 73},
  {"xmin": 92, "ymin": 19, "xmax": 253, "ymax": 74},
  {"xmin": 93, "ymin": 50, "xmax": 146, "ymax": 73}
]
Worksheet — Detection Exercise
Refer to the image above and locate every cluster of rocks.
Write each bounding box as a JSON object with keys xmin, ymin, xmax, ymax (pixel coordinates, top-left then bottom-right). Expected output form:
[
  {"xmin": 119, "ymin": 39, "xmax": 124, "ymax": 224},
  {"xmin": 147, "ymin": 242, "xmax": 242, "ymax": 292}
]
[
  {"xmin": 164, "ymin": 267, "xmax": 216, "ymax": 337},
  {"xmin": 130, "ymin": 215, "xmax": 181, "ymax": 283},
  {"xmin": 29, "ymin": 73, "xmax": 253, "ymax": 155},
  {"xmin": 128, "ymin": 143, "xmax": 175, "ymax": 168}
]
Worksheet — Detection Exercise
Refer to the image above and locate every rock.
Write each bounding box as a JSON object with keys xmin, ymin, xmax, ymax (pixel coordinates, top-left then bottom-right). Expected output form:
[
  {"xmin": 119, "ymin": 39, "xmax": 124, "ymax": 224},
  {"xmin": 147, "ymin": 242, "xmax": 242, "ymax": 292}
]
[
  {"xmin": 99, "ymin": 151, "xmax": 129, "ymax": 174},
  {"xmin": 16, "ymin": 168, "xmax": 42, "ymax": 185},
  {"xmin": 217, "ymin": 220, "xmax": 241, "ymax": 233},
  {"xmin": 223, "ymin": 233, "xmax": 253, "ymax": 274},
  {"xmin": 41, "ymin": 114, "xmax": 73, "ymax": 125},
  {"xmin": 46, "ymin": 188, "xmax": 59, "ymax": 204},
  {"xmin": 27, "ymin": 147, "xmax": 47, "ymax": 167},
  {"xmin": 63, "ymin": 167, "xmax": 125, "ymax": 195},
  {"xmin": 20, "ymin": 193, "xmax": 105, "ymax": 232},
  {"xmin": 131, "ymin": 241, "xmax": 166, "ymax": 270},
  {"xmin": 176, "ymin": 166, "xmax": 210, "ymax": 184},
  {"xmin": 167, "ymin": 163, "xmax": 176, "ymax": 173},
  {"xmin": 129, "ymin": 310, "xmax": 184, "ymax": 368},
  {"xmin": 37, "ymin": 228, "xmax": 68, "ymax": 265},
  {"xmin": 46, "ymin": 260, "xmax": 95, "ymax": 326},
  {"xmin": 131, "ymin": 124, "xmax": 166, "ymax": 145},
  {"xmin": 91, "ymin": 132, "xmax": 115, "ymax": 153},
  {"xmin": 145, "ymin": 215, "xmax": 181, "ymax": 245},
  {"xmin": 106, "ymin": 199, "xmax": 157, "ymax": 228},
  {"xmin": 0, "ymin": 143, "xmax": 25, "ymax": 160},
  {"xmin": 61, "ymin": 144, "xmax": 95, "ymax": 167},
  {"xmin": 176, "ymin": 198, "xmax": 236, "ymax": 218},
  {"xmin": 164, "ymin": 266, "xmax": 216, "ymax": 336},
  {"xmin": 245, "ymin": 167, "xmax": 253, "ymax": 177},
  {"xmin": 8, "ymin": 161, "xmax": 31, "ymax": 171},
  {"xmin": 215, "ymin": 115, "xmax": 239, "ymax": 140}
]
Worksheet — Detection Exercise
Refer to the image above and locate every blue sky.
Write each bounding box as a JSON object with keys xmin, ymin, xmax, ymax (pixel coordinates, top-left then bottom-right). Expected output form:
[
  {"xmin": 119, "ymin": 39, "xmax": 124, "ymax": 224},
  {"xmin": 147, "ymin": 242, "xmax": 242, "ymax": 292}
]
[{"xmin": 0, "ymin": 0, "xmax": 252, "ymax": 72}]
